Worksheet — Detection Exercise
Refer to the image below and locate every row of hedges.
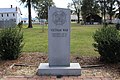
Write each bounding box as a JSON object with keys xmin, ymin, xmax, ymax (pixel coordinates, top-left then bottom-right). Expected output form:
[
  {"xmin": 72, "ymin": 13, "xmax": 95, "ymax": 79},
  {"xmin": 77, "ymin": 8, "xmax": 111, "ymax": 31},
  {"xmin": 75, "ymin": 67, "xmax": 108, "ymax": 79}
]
[
  {"xmin": 0, "ymin": 24, "xmax": 119, "ymax": 64},
  {"xmin": 93, "ymin": 26, "xmax": 120, "ymax": 63}
]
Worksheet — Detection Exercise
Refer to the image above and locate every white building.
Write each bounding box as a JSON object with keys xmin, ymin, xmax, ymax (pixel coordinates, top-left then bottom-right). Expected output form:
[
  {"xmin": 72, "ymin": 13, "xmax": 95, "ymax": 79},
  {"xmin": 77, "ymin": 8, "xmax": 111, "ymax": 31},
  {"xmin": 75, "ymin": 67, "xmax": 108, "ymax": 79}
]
[
  {"xmin": 0, "ymin": 5, "xmax": 22, "ymax": 24},
  {"xmin": 71, "ymin": 14, "xmax": 78, "ymax": 21},
  {"xmin": 71, "ymin": 14, "xmax": 82, "ymax": 22}
]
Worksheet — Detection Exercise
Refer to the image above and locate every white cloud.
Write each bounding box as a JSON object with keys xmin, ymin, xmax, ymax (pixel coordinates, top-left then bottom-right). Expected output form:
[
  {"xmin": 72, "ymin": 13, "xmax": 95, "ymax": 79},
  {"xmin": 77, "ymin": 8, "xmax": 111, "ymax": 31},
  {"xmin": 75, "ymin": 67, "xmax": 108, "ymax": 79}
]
[
  {"xmin": 0, "ymin": 0, "xmax": 17, "ymax": 8},
  {"xmin": 0, "ymin": 0, "xmax": 72, "ymax": 18},
  {"xmin": 53, "ymin": 0, "xmax": 72, "ymax": 8}
]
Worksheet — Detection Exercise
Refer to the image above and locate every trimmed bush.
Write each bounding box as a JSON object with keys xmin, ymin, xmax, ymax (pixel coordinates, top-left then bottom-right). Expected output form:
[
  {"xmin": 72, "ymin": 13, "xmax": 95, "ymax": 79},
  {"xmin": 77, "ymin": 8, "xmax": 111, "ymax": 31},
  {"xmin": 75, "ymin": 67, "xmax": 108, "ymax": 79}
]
[
  {"xmin": 93, "ymin": 26, "xmax": 120, "ymax": 63},
  {"xmin": 0, "ymin": 28, "xmax": 24, "ymax": 60}
]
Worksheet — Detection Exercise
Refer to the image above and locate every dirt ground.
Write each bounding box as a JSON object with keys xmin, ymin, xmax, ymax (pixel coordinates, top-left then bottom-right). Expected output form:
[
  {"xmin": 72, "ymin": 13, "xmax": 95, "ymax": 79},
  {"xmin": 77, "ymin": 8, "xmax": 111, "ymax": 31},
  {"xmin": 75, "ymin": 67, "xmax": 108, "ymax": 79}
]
[{"xmin": 0, "ymin": 52, "xmax": 119, "ymax": 80}]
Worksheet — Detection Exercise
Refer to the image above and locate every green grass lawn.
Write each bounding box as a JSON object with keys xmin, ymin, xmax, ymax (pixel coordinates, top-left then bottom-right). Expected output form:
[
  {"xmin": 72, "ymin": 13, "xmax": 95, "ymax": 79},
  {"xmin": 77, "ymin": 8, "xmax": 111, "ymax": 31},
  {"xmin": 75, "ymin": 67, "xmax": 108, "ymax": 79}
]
[{"xmin": 22, "ymin": 23, "xmax": 102, "ymax": 56}]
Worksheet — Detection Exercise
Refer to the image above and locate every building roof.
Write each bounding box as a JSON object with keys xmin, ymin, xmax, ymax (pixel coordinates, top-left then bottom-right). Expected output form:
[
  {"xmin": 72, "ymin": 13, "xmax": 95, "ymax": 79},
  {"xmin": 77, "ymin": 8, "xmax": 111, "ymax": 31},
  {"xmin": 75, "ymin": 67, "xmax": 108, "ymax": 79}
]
[{"xmin": 0, "ymin": 7, "xmax": 22, "ymax": 14}]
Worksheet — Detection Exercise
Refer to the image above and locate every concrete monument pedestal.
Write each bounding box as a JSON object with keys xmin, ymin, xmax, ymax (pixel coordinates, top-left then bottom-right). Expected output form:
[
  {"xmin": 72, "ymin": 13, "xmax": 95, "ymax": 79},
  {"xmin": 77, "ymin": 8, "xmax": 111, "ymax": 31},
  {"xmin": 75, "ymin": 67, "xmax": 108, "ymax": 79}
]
[
  {"xmin": 37, "ymin": 63, "xmax": 81, "ymax": 76},
  {"xmin": 37, "ymin": 7, "xmax": 81, "ymax": 76}
]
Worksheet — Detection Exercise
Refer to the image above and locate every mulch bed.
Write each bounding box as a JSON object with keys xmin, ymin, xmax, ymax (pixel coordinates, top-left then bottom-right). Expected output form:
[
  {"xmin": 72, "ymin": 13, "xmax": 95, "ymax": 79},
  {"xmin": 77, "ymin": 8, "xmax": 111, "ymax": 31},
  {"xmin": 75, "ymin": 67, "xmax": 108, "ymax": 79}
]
[{"xmin": 0, "ymin": 52, "xmax": 119, "ymax": 79}]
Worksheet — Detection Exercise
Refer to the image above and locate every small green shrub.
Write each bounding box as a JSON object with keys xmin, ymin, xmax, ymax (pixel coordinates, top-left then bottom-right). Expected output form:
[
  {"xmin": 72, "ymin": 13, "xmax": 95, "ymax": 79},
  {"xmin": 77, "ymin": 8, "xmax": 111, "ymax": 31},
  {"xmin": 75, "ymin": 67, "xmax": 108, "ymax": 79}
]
[
  {"xmin": 17, "ymin": 21, "xmax": 23, "ymax": 28},
  {"xmin": 116, "ymin": 23, "xmax": 120, "ymax": 30},
  {"xmin": 0, "ymin": 28, "xmax": 24, "ymax": 60},
  {"xmin": 93, "ymin": 26, "xmax": 120, "ymax": 63}
]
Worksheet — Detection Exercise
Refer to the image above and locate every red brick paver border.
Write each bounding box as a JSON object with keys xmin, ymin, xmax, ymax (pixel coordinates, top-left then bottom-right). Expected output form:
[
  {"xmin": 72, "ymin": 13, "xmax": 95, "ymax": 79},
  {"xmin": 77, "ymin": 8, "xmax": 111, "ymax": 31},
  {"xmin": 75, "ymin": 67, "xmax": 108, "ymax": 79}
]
[{"xmin": 3, "ymin": 75, "xmax": 113, "ymax": 80}]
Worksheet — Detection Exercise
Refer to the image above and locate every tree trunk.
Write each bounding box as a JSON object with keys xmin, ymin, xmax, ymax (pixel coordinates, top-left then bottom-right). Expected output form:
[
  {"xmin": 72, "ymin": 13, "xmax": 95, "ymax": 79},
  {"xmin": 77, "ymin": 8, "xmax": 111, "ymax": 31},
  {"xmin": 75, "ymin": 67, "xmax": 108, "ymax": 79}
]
[
  {"xmin": 77, "ymin": 12, "xmax": 80, "ymax": 24},
  {"xmin": 109, "ymin": 3, "xmax": 112, "ymax": 22},
  {"xmin": 28, "ymin": 0, "xmax": 32, "ymax": 28},
  {"xmin": 119, "ymin": 4, "xmax": 120, "ymax": 19},
  {"xmin": 103, "ymin": 0, "xmax": 106, "ymax": 23}
]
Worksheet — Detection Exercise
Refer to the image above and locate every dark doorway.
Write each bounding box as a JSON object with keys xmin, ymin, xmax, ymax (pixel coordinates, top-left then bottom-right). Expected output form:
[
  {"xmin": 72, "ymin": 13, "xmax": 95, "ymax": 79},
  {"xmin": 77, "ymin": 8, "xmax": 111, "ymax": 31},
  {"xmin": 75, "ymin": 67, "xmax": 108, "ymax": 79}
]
[{"xmin": 86, "ymin": 14, "xmax": 102, "ymax": 25}]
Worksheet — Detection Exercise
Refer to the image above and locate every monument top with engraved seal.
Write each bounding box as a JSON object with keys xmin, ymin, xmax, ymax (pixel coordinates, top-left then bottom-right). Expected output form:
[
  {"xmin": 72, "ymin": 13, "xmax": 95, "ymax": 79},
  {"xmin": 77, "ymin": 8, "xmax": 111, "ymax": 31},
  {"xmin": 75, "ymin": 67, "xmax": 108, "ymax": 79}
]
[{"xmin": 52, "ymin": 10, "xmax": 66, "ymax": 25}]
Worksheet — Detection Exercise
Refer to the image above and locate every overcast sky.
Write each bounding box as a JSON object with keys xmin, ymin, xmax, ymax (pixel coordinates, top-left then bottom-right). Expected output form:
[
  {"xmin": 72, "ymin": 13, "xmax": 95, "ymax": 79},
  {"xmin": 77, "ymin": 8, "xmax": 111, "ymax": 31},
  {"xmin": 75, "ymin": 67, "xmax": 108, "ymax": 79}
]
[{"xmin": 0, "ymin": 0, "xmax": 72, "ymax": 18}]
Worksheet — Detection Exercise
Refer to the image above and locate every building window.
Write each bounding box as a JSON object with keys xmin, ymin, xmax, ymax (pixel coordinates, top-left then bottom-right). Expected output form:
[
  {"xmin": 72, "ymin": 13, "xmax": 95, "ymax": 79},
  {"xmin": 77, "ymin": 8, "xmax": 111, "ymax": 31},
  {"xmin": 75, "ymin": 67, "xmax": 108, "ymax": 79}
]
[
  {"xmin": 1, "ymin": 14, "xmax": 3, "ymax": 17},
  {"xmin": 7, "ymin": 14, "xmax": 9, "ymax": 17},
  {"xmin": 13, "ymin": 13, "xmax": 15, "ymax": 16}
]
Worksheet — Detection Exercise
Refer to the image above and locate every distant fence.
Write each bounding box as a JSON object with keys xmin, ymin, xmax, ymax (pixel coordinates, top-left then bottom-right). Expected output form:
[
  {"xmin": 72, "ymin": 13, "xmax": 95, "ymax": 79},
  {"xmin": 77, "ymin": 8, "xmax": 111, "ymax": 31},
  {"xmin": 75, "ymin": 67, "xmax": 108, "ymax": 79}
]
[{"xmin": 0, "ymin": 20, "xmax": 16, "ymax": 28}]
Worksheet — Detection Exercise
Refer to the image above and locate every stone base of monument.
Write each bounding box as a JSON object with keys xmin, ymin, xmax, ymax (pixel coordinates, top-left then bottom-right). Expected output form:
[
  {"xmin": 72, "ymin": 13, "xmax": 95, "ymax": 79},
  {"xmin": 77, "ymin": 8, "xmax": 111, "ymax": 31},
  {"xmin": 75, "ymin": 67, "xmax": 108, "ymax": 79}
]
[{"xmin": 37, "ymin": 63, "xmax": 81, "ymax": 76}]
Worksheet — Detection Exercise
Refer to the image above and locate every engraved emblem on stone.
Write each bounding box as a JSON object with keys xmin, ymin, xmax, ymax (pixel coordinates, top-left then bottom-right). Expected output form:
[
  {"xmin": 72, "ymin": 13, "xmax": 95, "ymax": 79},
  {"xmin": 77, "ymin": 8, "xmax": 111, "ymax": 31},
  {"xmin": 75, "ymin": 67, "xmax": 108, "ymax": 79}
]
[{"xmin": 52, "ymin": 10, "xmax": 66, "ymax": 25}]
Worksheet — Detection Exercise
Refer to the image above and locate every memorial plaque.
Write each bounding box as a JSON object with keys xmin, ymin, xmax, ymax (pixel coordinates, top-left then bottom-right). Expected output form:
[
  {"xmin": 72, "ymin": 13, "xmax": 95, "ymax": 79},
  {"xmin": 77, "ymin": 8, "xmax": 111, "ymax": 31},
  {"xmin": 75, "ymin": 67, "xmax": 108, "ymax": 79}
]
[{"xmin": 48, "ymin": 7, "xmax": 70, "ymax": 67}]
